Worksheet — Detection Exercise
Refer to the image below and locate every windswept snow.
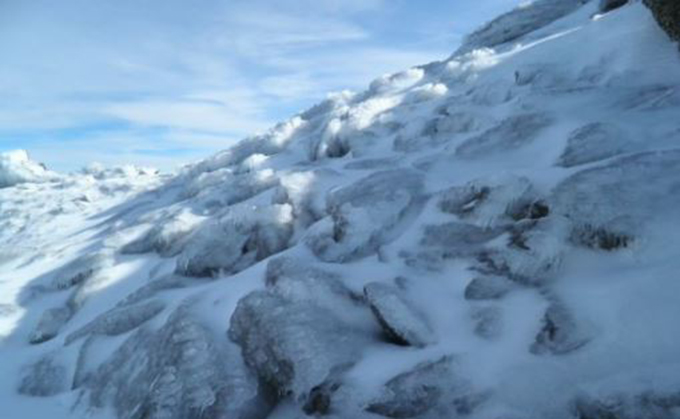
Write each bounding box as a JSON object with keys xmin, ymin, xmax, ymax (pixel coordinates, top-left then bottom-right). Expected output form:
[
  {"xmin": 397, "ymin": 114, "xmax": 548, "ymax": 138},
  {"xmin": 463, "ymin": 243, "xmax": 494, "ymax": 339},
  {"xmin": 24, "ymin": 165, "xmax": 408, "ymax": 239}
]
[
  {"xmin": 0, "ymin": 150, "xmax": 57, "ymax": 188},
  {"xmin": 2, "ymin": 1, "xmax": 680, "ymax": 418}
]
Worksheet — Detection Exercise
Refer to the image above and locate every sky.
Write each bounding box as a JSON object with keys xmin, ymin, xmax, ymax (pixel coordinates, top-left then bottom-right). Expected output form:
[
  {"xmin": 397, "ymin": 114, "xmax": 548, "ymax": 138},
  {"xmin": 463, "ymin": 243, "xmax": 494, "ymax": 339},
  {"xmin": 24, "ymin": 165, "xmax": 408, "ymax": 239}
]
[{"xmin": 0, "ymin": 0, "xmax": 520, "ymax": 172}]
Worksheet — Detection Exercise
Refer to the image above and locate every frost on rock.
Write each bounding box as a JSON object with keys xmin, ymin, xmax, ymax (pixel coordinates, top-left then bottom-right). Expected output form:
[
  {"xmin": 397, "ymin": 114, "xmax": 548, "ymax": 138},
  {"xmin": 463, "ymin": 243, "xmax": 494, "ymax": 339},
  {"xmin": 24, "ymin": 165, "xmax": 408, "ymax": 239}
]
[
  {"xmin": 553, "ymin": 151, "xmax": 680, "ymax": 247},
  {"xmin": 81, "ymin": 305, "xmax": 271, "ymax": 419},
  {"xmin": 531, "ymin": 300, "xmax": 590, "ymax": 355},
  {"xmin": 455, "ymin": 0, "xmax": 589, "ymax": 55},
  {"xmin": 307, "ymin": 170, "xmax": 425, "ymax": 262},
  {"xmin": 229, "ymin": 290, "xmax": 366, "ymax": 402},
  {"xmin": 557, "ymin": 123, "xmax": 632, "ymax": 168},
  {"xmin": 0, "ymin": 150, "xmax": 57, "ymax": 188},
  {"xmin": 366, "ymin": 356, "xmax": 486, "ymax": 418},
  {"xmin": 364, "ymin": 281, "xmax": 435, "ymax": 347},
  {"xmin": 49, "ymin": 252, "xmax": 111, "ymax": 291},
  {"xmin": 439, "ymin": 176, "xmax": 547, "ymax": 227},
  {"xmin": 421, "ymin": 222, "xmax": 504, "ymax": 259},
  {"xmin": 176, "ymin": 204, "xmax": 294, "ymax": 277},
  {"xmin": 29, "ymin": 306, "xmax": 73, "ymax": 344},
  {"xmin": 18, "ymin": 354, "xmax": 68, "ymax": 397},
  {"xmin": 455, "ymin": 113, "xmax": 552, "ymax": 159},
  {"xmin": 573, "ymin": 391, "xmax": 680, "ymax": 419},
  {"xmin": 179, "ymin": 168, "xmax": 279, "ymax": 212},
  {"xmin": 464, "ymin": 275, "xmax": 517, "ymax": 301},
  {"xmin": 65, "ymin": 299, "xmax": 166, "ymax": 345},
  {"xmin": 121, "ymin": 213, "xmax": 199, "ymax": 257}
]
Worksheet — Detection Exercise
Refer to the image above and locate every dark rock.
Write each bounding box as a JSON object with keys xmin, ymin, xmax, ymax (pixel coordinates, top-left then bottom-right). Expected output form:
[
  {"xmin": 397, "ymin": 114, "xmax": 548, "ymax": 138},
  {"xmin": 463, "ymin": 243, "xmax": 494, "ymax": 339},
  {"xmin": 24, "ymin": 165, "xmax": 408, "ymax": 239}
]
[
  {"xmin": 644, "ymin": 0, "xmax": 680, "ymax": 42},
  {"xmin": 599, "ymin": 0, "xmax": 629, "ymax": 13}
]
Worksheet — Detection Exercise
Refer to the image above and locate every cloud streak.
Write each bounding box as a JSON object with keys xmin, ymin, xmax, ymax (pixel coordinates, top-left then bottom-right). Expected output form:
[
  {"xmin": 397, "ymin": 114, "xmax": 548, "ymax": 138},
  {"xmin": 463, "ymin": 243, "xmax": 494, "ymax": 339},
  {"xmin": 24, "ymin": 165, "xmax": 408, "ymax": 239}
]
[{"xmin": 0, "ymin": 0, "xmax": 520, "ymax": 172}]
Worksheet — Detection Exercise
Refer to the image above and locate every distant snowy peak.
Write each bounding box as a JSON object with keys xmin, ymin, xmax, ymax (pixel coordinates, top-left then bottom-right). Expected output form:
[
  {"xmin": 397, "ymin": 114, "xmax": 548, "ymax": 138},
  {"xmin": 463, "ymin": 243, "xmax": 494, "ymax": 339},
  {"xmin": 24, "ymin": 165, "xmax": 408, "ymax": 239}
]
[{"xmin": 0, "ymin": 150, "xmax": 57, "ymax": 188}]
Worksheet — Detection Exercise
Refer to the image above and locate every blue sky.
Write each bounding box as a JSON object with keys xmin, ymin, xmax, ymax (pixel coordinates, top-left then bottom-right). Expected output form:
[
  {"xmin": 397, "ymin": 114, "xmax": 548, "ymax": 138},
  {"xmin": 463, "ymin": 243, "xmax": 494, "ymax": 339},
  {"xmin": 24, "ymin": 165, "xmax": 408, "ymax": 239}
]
[{"xmin": 0, "ymin": 0, "xmax": 520, "ymax": 172}]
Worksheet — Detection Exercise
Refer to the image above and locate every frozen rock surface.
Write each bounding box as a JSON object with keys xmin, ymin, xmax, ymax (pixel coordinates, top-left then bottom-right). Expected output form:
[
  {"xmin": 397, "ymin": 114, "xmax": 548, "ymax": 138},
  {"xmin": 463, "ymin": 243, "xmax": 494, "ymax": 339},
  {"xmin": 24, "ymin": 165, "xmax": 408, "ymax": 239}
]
[
  {"xmin": 2, "ymin": 2, "xmax": 680, "ymax": 419},
  {"xmin": 364, "ymin": 281, "xmax": 435, "ymax": 347}
]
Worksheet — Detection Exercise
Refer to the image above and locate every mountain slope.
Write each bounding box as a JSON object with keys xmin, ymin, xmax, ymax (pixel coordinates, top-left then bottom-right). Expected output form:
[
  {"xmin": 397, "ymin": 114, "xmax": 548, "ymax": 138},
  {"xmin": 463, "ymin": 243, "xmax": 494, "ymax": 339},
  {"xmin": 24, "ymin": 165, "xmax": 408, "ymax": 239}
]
[{"xmin": 2, "ymin": 1, "xmax": 680, "ymax": 418}]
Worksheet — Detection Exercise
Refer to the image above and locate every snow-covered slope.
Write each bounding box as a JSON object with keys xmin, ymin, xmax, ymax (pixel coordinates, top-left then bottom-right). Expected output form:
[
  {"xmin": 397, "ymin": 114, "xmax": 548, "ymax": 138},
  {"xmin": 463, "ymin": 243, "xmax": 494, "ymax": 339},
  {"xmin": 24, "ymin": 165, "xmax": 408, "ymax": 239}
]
[{"xmin": 2, "ymin": 2, "xmax": 680, "ymax": 418}]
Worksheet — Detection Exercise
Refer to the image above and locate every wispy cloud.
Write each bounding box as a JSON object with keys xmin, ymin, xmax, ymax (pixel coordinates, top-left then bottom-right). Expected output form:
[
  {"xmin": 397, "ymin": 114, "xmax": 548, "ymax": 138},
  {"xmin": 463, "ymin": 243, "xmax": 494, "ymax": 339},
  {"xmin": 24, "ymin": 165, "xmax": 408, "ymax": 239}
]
[{"xmin": 0, "ymin": 0, "xmax": 520, "ymax": 172}]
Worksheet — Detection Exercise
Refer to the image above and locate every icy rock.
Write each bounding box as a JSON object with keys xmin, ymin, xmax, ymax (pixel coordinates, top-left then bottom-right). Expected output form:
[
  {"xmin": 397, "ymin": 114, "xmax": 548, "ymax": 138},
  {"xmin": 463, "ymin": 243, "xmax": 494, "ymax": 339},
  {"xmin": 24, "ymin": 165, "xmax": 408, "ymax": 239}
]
[
  {"xmin": 50, "ymin": 252, "xmax": 110, "ymax": 291},
  {"xmin": 18, "ymin": 354, "xmax": 68, "ymax": 397},
  {"xmin": 273, "ymin": 169, "xmax": 341, "ymax": 228},
  {"xmin": 421, "ymin": 222, "xmax": 505, "ymax": 259},
  {"xmin": 0, "ymin": 149, "xmax": 56, "ymax": 188},
  {"xmin": 307, "ymin": 170, "xmax": 426, "ymax": 262},
  {"xmin": 439, "ymin": 176, "xmax": 545, "ymax": 227},
  {"xmin": 557, "ymin": 123, "xmax": 631, "ymax": 168},
  {"xmin": 229, "ymin": 290, "xmax": 365, "ymax": 401},
  {"xmin": 531, "ymin": 301, "xmax": 590, "ymax": 355},
  {"xmin": 474, "ymin": 220, "xmax": 567, "ymax": 286},
  {"xmin": 83, "ymin": 305, "xmax": 271, "ymax": 419},
  {"xmin": 181, "ymin": 168, "xmax": 279, "ymax": 210},
  {"xmin": 265, "ymin": 257, "xmax": 355, "ymax": 304},
  {"xmin": 176, "ymin": 205, "xmax": 293, "ymax": 277},
  {"xmin": 65, "ymin": 299, "xmax": 166, "ymax": 345},
  {"xmin": 553, "ymin": 151, "xmax": 680, "ymax": 241},
  {"xmin": 471, "ymin": 306, "xmax": 503, "ymax": 340},
  {"xmin": 455, "ymin": 113, "xmax": 552, "ymax": 159},
  {"xmin": 363, "ymin": 281, "xmax": 435, "ymax": 347},
  {"xmin": 573, "ymin": 391, "xmax": 680, "ymax": 419},
  {"xmin": 116, "ymin": 274, "xmax": 195, "ymax": 307},
  {"xmin": 121, "ymin": 215, "xmax": 198, "ymax": 257},
  {"xmin": 29, "ymin": 306, "xmax": 73, "ymax": 344},
  {"xmin": 455, "ymin": 0, "xmax": 589, "ymax": 55},
  {"xmin": 464, "ymin": 275, "xmax": 517, "ymax": 301},
  {"xmin": 366, "ymin": 355, "xmax": 486, "ymax": 418},
  {"xmin": 644, "ymin": 0, "xmax": 680, "ymax": 42},
  {"xmin": 600, "ymin": 0, "xmax": 629, "ymax": 13}
]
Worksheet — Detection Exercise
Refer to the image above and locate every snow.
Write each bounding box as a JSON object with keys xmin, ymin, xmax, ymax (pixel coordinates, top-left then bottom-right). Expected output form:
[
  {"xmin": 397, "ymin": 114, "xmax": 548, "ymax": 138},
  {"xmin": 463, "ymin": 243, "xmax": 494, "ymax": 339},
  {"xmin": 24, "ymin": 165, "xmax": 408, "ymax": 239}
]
[
  {"xmin": 2, "ymin": 1, "xmax": 680, "ymax": 418},
  {"xmin": 0, "ymin": 150, "xmax": 57, "ymax": 188}
]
